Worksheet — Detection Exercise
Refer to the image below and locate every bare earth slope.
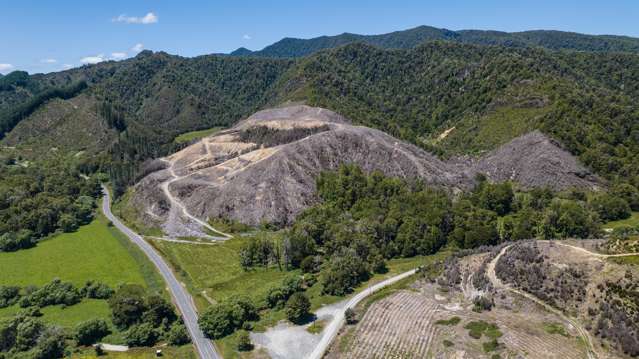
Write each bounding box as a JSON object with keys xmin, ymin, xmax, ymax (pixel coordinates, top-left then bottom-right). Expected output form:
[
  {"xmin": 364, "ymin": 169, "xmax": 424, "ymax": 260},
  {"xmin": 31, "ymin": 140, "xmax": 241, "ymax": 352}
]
[
  {"xmin": 132, "ymin": 106, "xmax": 601, "ymax": 237},
  {"xmin": 462, "ymin": 130, "xmax": 602, "ymax": 190}
]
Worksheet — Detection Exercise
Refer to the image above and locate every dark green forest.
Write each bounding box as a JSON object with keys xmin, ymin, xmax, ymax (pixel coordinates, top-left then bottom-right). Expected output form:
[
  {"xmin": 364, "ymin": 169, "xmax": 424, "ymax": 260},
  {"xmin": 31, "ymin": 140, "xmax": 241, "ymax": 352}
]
[
  {"xmin": 233, "ymin": 25, "xmax": 639, "ymax": 58},
  {"xmin": 2, "ymin": 39, "xmax": 639, "ymax": 194},
  {"xmin": 0, "ymin": 154, "xmax": 101, "ymax": 252},
  {"xmin": 239, "ymin": 165, "xmax": 635, "ymax": 296}
]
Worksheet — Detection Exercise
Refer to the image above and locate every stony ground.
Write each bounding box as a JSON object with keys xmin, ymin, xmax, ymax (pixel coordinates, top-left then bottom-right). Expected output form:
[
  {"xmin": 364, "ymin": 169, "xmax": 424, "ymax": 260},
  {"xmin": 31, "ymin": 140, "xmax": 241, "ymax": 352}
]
[{"xmin": 132, "ymin": 106, "xmax": 602, "ymax": 237}]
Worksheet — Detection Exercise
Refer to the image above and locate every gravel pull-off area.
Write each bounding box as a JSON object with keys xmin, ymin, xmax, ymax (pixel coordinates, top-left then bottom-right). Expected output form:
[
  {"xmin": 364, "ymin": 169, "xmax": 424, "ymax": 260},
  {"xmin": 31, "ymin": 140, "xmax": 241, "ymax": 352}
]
[{"xmin": 251, "ymin": 300, "xmax": 347, "ymax": 359}]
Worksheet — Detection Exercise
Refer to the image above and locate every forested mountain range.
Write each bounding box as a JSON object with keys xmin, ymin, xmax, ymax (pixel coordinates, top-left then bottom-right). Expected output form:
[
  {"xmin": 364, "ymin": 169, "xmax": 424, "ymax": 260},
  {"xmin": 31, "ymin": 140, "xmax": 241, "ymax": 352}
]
[
  {"xmin": 230, "ymin": 25, "xmax": 639, "ymax": 58},
  {"xmin": 1, "ymin": 26, "xmax": 639, "ymax": 197}
]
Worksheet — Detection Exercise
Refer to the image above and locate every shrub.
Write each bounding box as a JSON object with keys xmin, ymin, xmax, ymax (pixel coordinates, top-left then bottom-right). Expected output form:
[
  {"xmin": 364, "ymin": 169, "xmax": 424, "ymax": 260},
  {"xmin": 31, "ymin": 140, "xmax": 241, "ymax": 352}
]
[
  {"xmin": 472, "ymin": 295, "xmax": 494, "ymax": 312},
  {"xmin": 612, "ymin": 183, "xmax": 639, "ymax": 211},
  {"xmin": 21, "ymin": 279, "xmax": 81, "ymax": 308},
  {"xmin": 589, "ymin": 193, "xmax": 631, "ymax": 222},
  {"xmin": 75, "ymin": 319, "xmax": 110, "ymax": 346},
  {"xmin": 236, "ymin": 330, "xmax": 253, "ymax": 351},
  {"xmin": 15, "ymin": 317, "xmax": 44, "ymax": 351},
  {"xmin": 199, "ymin": 297, "xmax": 257, "ymax": 339},
  {"xmin": 435, "ymin": 316, "xmax": 461, "ymax": 326},
  {"xmin": 300, "ymin": 256, "xmax": 321, "ymax": 273},
  {"xmin": 124, "ymin": 322, "xmax": 157, "ymax": 347},
  {"xmin": 108, "ymin": 284, "xmax": 147, "ymax": 329},
  {"xmin": 0, "ymin": 231, "xmax": 34, "ymax": 252},
  {"xmin": 82, "ymin": 281, "xmax": 114, "ymax": 299},
  {"xmin": 320, "ymin": 249, "xmax": 370, "ymax": 296},
  {"xmin": 344, "ymin": 308, "xmax": 357, "ymax": 324},
  {"xmin": 0, "ymin": 286, "xmax": 20, "ymax": 308},
  {"xmin": 142, "ymin": 295, "xmax": 176, "ymax": 327},
  {"xmin": 266, "ymin": 276, "xmax": 303, "ymax": 309},
  {"xmin": 165, "ymin": 322, "xmax": 190, "ymax": 346},
  {"xmin": 199, "ymin": 305, "xmax": 234, "ymax": 339},
  {"xmin": 285, "ymin": 292, "xmax": 311, "ymax": 324},
  {"xmin": 34, "ymin": 326, "xmax": 66, "ymax": 359}
]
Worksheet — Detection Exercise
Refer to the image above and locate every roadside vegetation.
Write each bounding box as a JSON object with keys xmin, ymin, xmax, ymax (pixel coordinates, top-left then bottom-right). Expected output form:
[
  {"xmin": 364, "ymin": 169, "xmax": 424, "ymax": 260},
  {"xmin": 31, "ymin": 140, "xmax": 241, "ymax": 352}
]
[{"xmin": 173, "ymin": 126, "xmax": 224, "ymax": 144}]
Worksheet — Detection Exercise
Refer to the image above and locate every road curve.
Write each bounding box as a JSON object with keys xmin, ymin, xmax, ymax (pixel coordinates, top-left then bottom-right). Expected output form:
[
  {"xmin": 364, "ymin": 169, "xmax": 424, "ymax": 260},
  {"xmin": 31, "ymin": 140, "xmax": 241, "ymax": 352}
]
[
  {"xmin": 487, "ymin": 245, "xmax": 598, "ymax": 359},
  {"xmin": 101, "ymin": 185, "xmax": 220, "ymax": 359},
  {"xmin": 161, "ymin": 159, "xmax": 232, "ymax": 239},
  {"xmin": 308, "ymin": 269, "xmax": 417, "ymax": 359},
  {"xmin": 539, "ymin": 240, "xmax": 639, "ymax": 258}
]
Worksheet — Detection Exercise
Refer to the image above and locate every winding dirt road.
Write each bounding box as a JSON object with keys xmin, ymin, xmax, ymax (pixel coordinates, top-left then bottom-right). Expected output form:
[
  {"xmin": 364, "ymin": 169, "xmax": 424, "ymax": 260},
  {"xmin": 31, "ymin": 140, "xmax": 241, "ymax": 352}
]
[
  {"xmin": 487, "ymin": 244, "xmax": 600, "ymax": 359},
  {"xmin": 308, "ymin": 269, "xmax": 417, "ymax": 359},
  {"xmin": 160, "ymin": 159, "xmax": 232, "ymax": 239}
]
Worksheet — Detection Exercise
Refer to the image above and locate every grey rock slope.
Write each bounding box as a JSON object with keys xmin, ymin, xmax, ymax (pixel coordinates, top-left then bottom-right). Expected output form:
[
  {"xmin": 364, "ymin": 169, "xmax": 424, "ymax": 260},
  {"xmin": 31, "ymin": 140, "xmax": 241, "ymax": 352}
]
[
  {"xmin": 467, "ymin": 130, "xmax": 601, "ymax": 190},
  {"xmin": 132, "ymin": 106, "xmax": 601, "ymax": 235}
]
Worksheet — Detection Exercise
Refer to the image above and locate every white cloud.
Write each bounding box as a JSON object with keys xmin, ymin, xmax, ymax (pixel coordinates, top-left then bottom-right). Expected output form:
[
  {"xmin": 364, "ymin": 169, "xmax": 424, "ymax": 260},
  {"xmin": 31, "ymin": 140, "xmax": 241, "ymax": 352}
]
[
  {"xmin": 112, "ymin": 12, "xmax": 158, "ymax": 24},
  {"xmin": 0, "ymin": 63, "xmax": 14, "ymax": 73},
  {"xmin": 111, "ymin": 52, "xmax": 127, "ymax": 60},
  {"xmin": 40, "ymin": 58, "xmax": 57, "ymax": 64},
  {"xmin": 80, "ymin": 54, "xmax": 106, "ymax": 64},
  {"xmin": 243, "ymin": 34, "xmax": 252, "ymax": 40},
  {"xmin": 131, "ymin": 43, "xmax": 144, "ymax": 53},
  {"xmin": 63, "ymin": 64, "xmax": 74, "ymax": 70}
]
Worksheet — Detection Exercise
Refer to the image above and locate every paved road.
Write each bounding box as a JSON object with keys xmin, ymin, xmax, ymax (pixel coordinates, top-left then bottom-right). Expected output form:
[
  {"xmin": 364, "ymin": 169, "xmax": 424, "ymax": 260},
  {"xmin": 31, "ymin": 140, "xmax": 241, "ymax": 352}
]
[
  {"xmin": 101, "ymin": 185, "xmax": 220, "ymax": 359},
  {"xmin": 487, "ymin": 244, "xmax": 598, "ymax": 359},
  {"xmin": 308, "ymin": 269, "xmax": 417, "ymax": 359}
]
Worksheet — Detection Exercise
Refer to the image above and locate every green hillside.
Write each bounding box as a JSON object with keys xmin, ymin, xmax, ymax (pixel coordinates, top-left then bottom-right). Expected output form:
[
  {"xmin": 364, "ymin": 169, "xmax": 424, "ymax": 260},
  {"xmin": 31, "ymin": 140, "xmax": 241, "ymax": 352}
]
[
  {"xmin": 2, "ymin": 35, "xmax": 639, "ymax": 194},
  {"xmin": 232, "ymin": 25, "xmax": 639, "ymax": 58}
]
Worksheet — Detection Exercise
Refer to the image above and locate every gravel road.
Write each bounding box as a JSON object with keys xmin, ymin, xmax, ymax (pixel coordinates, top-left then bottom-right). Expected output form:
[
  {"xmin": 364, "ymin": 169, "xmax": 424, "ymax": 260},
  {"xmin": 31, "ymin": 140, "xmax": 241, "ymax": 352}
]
[
  {"xmin": 308, "ymin": 269, "xmax": 417, "ymax": 359},
  {"xmin": 101, "ymin": 185, "xmax": 219, "ymax": 359}
]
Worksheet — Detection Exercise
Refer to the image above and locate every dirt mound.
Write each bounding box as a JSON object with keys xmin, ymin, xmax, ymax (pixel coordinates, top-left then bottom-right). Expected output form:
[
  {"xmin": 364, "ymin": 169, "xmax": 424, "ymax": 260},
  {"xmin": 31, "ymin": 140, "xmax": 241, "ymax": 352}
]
[
  {"xmin": 454, "ymin": 130, "xmax": 602, "ymax": 191},
  {"xmin": 131, "ymin": 107, "xmax": 602, "ymax": 235},
  {"xmin": 132, "ymin": 106, "xmax": 467, "ymax": 233}
]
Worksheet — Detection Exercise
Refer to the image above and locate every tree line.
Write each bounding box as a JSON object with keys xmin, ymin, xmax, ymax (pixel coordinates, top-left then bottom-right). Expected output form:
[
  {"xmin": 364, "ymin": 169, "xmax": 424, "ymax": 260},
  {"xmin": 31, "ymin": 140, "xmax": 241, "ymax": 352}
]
[{"xmin": 239, "ymin": 165, "xmax": 637, "ymax": 297}]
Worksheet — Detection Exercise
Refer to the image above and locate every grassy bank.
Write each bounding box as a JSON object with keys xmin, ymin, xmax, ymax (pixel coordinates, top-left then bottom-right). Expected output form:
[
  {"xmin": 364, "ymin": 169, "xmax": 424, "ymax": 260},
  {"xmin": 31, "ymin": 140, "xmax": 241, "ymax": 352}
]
[
  {"xmin": 604, "ymin": 212, "xmax": 639, "ymax": 230},
  {"xmin": 174, "ymin": 127, "xmax": 224, "ymax": 144},
  {"xmin": 0, "ymin": 211, "xmax": 159, "ymax": 289}
]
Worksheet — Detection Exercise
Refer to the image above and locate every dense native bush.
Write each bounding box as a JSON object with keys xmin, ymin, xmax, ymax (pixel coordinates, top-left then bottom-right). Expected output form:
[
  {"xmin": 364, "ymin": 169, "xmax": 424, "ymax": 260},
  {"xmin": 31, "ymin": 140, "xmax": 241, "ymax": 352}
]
[
  {"xmin": 74, "ymin": 319, "xmax": 110, "ymax": 346},
  {"xmin": 165, "ymin": 322, "xmax": 190, "ymax": 346},
  {"xmin": 320, "ymin": 248, "xmax": 371, "ymax": 296},
  {"xmin": 285, "ymin": 292, "xmax": 311, "ymax": 324},
  {"xmin": 124, "ymin": 322, "xmax": 157, "ymax": 347},
  {"xmin": 199, "ymin": 296, "xmax": 257, "ymax": 339},
  {"xmin": 0, "ymin": 309, "xmax": 67, "ymax": 358},
  {"xmin": 265, "ymin": 275, "xmax": 303, "ymax": 309},
  {"xmin": 81, "ymin": 281, "xmax": 114, "ymax": 299},
  {"xmin": 0, "ymin": 158, "xmax": 100, "ymax": 252},
  {"xmin": 539, "ymin": 199, "xmax": 601, "ymax": 239},
  {"xmin": 611, "ymin": 183, "xmax": 639, "ymax": 211},
  {"xmin": 589, "ymin": 193, "xmax": 632, "ymax": 222},
  {"xmin": 20, "ymin": 279, "xmax": 82, "ymax": 308},
  {"xmin": 239, "ymin": 164, "xmax": 606, "ymax": 296},
  {"xmin": 108, "ymin": 284, "xmax": 178, "ymax": 347}
]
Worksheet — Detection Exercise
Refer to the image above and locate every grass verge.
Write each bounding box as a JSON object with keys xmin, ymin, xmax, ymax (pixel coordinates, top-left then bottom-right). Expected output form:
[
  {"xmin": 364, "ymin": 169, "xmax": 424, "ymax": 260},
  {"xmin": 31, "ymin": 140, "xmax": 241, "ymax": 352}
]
[{"xmin": 174, "ymin": 127, "xmax": 224, "ymax": 144}]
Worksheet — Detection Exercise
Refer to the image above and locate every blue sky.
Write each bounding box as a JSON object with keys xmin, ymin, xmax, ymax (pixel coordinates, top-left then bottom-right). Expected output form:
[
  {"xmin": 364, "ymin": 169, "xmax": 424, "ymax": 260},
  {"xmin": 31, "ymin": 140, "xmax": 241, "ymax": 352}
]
[{"xmin": 1, "ymin": 0, "xmax": 638, "ymax": 74}]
